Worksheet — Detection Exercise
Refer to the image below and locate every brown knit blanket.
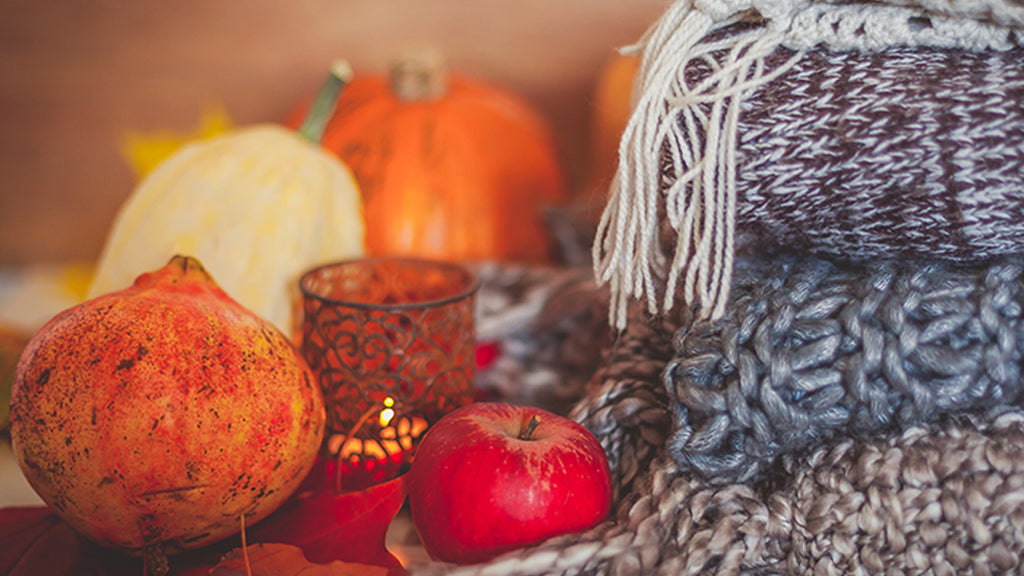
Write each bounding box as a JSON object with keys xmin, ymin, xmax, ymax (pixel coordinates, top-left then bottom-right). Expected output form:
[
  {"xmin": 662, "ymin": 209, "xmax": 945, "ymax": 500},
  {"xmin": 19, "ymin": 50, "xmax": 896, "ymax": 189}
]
[{"xmin": 732, "ymin": 45, "xmax": 1024, "ymax": 263}]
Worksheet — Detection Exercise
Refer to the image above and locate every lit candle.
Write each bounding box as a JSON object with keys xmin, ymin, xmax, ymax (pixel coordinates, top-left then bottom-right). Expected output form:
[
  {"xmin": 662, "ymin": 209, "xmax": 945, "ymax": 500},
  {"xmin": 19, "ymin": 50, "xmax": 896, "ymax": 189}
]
[
  {"xmin": 299, "ymin": 258, "xmax": 479, "ymax": 491},
  {"xmin": 326, "ymin": 397, "xmax": 429, "ymax": 491}
]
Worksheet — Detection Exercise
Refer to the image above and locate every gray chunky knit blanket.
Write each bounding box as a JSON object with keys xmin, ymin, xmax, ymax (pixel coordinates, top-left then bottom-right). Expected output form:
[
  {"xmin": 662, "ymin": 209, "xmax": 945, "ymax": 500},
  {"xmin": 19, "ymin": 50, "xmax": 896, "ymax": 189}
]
[{"xmin": 667, "ymin": 253, "xmax": 1024, "ymax": 483}]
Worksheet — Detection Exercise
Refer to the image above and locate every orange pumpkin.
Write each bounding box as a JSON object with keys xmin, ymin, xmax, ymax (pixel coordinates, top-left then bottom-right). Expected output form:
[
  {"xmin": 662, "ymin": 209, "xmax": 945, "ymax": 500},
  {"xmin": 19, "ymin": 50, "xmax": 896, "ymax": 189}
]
[
  {"xmin": 584, "ymin": 51, "xmax": 639, "ymax": 202},
  {"xmin": 290, "ymin": 50, "xmax": 566, "ymax": 263}
]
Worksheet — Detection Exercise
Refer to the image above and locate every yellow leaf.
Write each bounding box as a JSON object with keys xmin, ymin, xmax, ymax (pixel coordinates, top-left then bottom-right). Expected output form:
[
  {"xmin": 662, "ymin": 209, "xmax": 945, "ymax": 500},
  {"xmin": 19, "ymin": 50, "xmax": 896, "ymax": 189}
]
[
  {"xmin": 120, "ymin": 103, "xmax": 233, "ymax": 179},
  {"xmin": 57, "ymin": 262, "xmax": 96, "ymax": 302}
]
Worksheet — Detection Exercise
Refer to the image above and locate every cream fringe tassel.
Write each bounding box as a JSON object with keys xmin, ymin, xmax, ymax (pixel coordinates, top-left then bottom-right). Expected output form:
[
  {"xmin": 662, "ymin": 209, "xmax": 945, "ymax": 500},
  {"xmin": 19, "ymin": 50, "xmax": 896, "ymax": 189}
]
[{"xmin": 593, "ymin": 0, "xmax": 1020, "ymax": 330}]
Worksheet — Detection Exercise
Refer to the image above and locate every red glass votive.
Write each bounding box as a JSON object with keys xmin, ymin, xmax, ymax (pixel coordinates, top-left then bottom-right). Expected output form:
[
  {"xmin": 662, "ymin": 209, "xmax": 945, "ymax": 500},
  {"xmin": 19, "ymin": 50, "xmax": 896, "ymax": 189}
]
[{"xmin": 299, "ymin": 258, "xmax": 478, "ymax": 490}]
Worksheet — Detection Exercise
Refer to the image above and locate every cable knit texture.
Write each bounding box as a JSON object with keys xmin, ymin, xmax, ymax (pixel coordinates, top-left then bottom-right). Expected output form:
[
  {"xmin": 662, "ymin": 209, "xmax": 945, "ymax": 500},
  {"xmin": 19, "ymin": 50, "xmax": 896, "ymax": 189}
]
[{"xmin": 667, "ymin": 253, "xmax": 1024, "ymax": 483}]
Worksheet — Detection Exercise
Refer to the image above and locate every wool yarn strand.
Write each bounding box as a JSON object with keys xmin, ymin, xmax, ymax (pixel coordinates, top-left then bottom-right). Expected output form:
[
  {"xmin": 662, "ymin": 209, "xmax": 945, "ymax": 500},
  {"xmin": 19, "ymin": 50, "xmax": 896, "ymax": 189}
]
[{"xmin": 594, "ymin": 0, "xmax": 1024, "ymax": 329}]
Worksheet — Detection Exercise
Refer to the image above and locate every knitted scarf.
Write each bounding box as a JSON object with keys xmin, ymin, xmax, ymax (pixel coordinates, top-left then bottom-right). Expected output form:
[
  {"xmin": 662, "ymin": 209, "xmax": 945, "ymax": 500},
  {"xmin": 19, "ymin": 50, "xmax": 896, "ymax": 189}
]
[{"xmin": 593, "ymin": 0, "xmax": 1024, "ymax": 328}]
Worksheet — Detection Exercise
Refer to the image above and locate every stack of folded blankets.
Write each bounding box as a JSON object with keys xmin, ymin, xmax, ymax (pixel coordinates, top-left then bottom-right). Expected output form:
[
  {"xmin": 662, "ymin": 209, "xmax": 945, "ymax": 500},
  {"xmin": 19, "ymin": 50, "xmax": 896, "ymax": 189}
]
[{"xmin": 418, "ymin": 0, "xmax": 1024, "ymax": 574}]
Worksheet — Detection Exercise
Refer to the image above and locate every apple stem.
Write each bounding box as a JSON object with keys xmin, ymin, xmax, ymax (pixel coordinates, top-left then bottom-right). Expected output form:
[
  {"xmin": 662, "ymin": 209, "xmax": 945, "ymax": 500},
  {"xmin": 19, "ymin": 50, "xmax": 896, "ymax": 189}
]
[{"xmin": 520, "ymin": 415, "xmax": 542, "ymax": 441}]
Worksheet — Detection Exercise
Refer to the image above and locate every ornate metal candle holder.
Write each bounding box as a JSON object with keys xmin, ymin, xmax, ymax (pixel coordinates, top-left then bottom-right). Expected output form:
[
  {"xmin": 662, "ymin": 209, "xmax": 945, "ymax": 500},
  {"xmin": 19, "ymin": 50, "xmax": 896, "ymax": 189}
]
[{"xmin": 299, "ymin": 257, "xmax": 478, "ymax": 490}]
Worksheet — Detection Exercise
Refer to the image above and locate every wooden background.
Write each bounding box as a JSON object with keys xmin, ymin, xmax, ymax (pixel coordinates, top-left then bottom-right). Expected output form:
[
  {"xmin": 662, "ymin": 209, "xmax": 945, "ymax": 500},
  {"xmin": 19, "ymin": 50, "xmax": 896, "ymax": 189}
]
[{"xmin": 0, "ymin": 0, "xmax": 668, "ymax": 265}]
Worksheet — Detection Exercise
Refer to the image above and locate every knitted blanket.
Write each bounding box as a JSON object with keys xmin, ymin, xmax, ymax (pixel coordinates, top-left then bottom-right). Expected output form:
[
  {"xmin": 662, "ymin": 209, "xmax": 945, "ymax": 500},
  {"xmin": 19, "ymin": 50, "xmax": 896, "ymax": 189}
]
[
  {"xmin": 409, "ymin": 1, "xmax": 1024, "ymax": 573},
  {"xmin": 414, "ymin": 268, "xmax": 1024, "ymax": 574},
  {"xmin": 734, "ymin": 46, "xmax": 1024, "ymax": 262},
  {"xmin": 593, "ymin": 0, "xmax": 1024, "ymax": 327},
  {"xmin": 667, "ymin": 253, "xmax": 1024, "ymax": 483}
]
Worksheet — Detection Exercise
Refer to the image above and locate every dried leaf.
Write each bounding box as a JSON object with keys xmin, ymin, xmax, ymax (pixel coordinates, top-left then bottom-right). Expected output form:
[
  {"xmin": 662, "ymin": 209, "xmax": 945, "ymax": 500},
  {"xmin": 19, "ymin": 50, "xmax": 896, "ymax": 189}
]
[
  {"xmin": 0, "ymin": 507, "xmax": 151, "ymax": 576},
  {"xmin": 248, "ymin": 458, "xmax": 408, "ymax": 570},
  {"xmin": 210, "ymin": 543, "xmax": 387, "ymax": 576},
  {"xmin": 0, "ymin": 507, "xmax": 239, "ymax": 576},
  {"xmin": 0, "ymin": 507, "xmax": 82, "ymax": 576},
  {"xmin": 2, "ymin": 458, "xmax": 409, "ymax": 576}
]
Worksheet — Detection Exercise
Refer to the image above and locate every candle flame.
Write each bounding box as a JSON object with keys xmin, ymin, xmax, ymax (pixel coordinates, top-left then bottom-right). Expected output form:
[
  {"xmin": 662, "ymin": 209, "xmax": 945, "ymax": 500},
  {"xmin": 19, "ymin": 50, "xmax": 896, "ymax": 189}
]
[
  {"xmin": 379, "ymin": 397, "xmax": 397, "ymax": 427},
  {"xmin": 379, "ymin": 408, "xmax": 396, "ymax": 428}
]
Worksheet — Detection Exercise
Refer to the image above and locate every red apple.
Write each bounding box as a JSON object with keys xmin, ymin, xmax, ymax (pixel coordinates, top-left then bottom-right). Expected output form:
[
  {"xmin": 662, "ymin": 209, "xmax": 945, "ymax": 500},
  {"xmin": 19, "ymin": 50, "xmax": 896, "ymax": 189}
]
[{"xmin": 407, "ymin": 402, "xmax": 612, "ymax": 564}]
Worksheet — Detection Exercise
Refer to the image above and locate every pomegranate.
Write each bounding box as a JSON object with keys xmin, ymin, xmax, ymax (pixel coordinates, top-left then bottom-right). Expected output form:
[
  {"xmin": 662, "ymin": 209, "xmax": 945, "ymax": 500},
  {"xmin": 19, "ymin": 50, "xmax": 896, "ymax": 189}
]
[{"xmin": 9, "ymin": 255, "xmax": 325, "ymax": 562}]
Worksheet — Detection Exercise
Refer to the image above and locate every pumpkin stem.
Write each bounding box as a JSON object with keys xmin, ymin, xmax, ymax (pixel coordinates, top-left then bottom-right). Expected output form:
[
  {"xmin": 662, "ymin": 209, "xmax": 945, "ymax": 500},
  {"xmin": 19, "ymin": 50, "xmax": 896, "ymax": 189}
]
[
  {"xmin": 298, "ymin": 60, "xmax": 353, "ymax": 144},
  {"xmin": 391, "ymin": 48, "xmax": 448, "ymax": 102}
]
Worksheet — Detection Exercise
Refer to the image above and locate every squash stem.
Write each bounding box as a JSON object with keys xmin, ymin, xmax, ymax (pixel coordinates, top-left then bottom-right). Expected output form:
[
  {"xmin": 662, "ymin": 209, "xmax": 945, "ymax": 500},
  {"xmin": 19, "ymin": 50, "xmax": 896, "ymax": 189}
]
[{"xmin": 298, "ymin": 60, "xmax": 353, "ymax": 144}]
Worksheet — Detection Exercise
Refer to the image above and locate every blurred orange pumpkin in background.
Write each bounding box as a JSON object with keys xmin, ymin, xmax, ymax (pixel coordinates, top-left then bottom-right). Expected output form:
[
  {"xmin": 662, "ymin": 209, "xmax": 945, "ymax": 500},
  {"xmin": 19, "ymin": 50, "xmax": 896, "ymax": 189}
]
[
  {"xmin": 535, "ymin": 49, "xmax": 639, "ymax": 267},
  {"xmin": 288, "ymin": 49, "xmax": 566, "ymax": 263},
  {"xmin": 584, "ymin": 50, "xmax": 638, "ymax": 203}
]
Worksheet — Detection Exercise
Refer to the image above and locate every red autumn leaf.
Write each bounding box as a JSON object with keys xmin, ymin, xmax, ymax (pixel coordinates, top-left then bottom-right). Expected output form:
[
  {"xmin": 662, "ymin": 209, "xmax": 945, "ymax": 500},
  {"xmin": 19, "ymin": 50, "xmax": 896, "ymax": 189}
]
[
  {"xmin": 2, "ymin": 457, "xmax": 409, "ymax": 576},
  {"xmin": 474, "ymin": 341, "xmax": 501, "ymax": 370},
  {"xmin": 0, "ymin": 506, "xmax": 150, "ymax": 576},
  {"xmin": 246, "ymin": 457, "xmax": 408, "ymax": 571},
  {"xmin": 0, "ymin": 507, "xmax": 83, "ymax": 576},
  {"xmin": 209, "ymin": 543, "xmax": 387, "ymax": 576},
  {"xmin": 1, "ymin": 507, "xmax": 249, "ymax": 576}
]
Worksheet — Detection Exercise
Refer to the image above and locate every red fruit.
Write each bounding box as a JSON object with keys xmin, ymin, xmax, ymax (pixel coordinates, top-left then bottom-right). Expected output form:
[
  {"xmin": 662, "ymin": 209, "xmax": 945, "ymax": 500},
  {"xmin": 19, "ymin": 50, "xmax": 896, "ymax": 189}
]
[
  {"xmin": 9, "ymin": 256, "xmax": 325, "ymax": 560},
  {"xmin": 408, "ymin": 402, "xmax": 612, "ymax": 564}
]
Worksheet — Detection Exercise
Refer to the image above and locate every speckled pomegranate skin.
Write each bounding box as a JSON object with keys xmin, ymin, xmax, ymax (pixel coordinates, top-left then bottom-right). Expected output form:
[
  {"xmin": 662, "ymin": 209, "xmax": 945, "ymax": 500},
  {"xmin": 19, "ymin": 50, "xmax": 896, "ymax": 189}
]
[{"xmin": 9, "ymin": 256, "xmax": 325, "ymax": 556}]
